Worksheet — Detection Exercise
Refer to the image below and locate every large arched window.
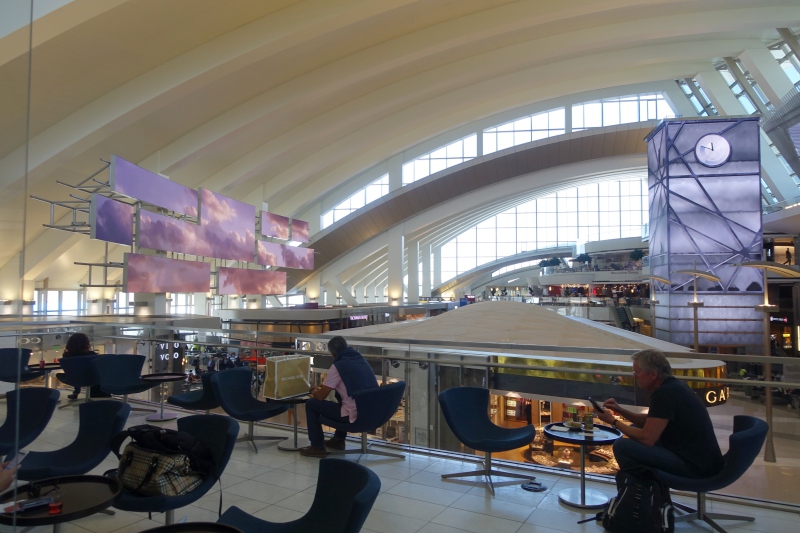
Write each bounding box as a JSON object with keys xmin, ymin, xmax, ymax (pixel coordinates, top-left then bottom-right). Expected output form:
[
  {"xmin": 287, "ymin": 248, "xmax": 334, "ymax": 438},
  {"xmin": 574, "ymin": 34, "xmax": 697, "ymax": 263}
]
[{"xmin": 440, "ymin": 174, "xmax": 648, "ymax": 282}]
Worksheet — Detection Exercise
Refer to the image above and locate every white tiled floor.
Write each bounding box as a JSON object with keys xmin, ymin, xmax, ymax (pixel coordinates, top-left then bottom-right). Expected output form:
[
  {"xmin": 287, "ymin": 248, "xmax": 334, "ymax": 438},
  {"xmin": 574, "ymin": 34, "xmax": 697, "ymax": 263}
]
[{"xmin": 2, "ymin": 397, "xmax": 799, "ymax": 533}]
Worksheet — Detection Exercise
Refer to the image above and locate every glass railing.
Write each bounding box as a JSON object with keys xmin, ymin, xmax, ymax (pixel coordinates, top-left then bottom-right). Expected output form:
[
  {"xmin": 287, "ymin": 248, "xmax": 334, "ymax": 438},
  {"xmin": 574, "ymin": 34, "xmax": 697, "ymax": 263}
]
[
  {"xmin": 1, "ymin": 320, "xmax": 798, "ymax": 507},
  {"xmin": 762, "ymin": 194, "xmax": 800, "ymax": 214}
]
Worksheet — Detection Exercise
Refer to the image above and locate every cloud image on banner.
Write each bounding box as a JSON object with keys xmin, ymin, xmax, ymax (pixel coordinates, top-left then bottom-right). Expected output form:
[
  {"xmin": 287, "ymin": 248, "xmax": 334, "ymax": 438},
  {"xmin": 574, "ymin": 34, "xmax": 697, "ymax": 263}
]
[
  {"xmin": 256, "ymin": 242, "xmax": 314, "ymax": 269},
  {"xmin": 124, "ymin": 254, "xmax": 210, "ymax": 293},
  {"xmin": 218, "ymin": 267, "xmax": 287, "ymax": 295},
  {"xmin": 291, "ymin": 219, "xmax": 309, "ymax": 243},
  {"xmin": 90, "ymin": 194, "xmax": 133, "ymax": 246},
  {"xmin": 110, "ymin": 156, "xmax": 198, "ymax": 217},
  {"xmin": 282, "ymin": 245, "xmax": 314, "ymax": 269},
  {"xmin": 138, "ymin": 192, "xmax": 256, "ymax": 262},
  {"xmin": 199, "ymin": 189, "xmax": 256, "ymax": 262},
  {"xmin": 261, "ymin": 212, "xmax": 289, "ymax": 240}
]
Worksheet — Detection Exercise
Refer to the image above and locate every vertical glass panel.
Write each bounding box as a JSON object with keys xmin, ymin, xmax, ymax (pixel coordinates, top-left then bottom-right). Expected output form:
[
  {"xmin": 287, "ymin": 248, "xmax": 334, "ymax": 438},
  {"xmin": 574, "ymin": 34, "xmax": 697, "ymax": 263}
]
[
  {"xmin": 584, "ymin": 102, "xmax": 603, "ymax": 127},
  {"xmin": 602, "ymin": 101, "xmax": 620, "ymax": 125}
]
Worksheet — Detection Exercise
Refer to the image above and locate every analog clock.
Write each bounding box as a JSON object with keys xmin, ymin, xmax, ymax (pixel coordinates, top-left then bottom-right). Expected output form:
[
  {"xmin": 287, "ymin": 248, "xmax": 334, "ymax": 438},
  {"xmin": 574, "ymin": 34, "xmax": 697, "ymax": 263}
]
[{"xmin": 695, "ymin": 134, "xmax": 731, "ymax": 167}]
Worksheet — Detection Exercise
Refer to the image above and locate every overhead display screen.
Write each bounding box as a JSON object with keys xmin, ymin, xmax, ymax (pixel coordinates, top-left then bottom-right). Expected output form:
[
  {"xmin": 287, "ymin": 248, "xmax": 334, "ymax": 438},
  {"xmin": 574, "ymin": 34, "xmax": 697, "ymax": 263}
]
[
  {"xmin": 110, "ymin": 156, "xmax": 198, "ymax": 217},
  {"xmin": 291, "ymin": 219, "xmax": 309, "ymax": 243},
  {"xmin": 261, "ymin": 212, "xmax": 290, "ymax": 240},
  {"xmin": 90, "ymin": 194, "xmax": 133, "ymax": 246},
  {"xmin": 124, "ymin": 254, "xmax": 210, "ymax": 293},
  {"xmin": 199, "ymin": 189, "xmax": 256, "ymax": 262},
  {"xmin": 138, "ymin": 190, "xmax": 257, "ymax": 262},
  {"xmin": 257, "ymin": 241, "xmax": 314, "ymax": 269},
  {"xmin": 218, "ymin": 267, "xmax": 287, "ymax": 295}
]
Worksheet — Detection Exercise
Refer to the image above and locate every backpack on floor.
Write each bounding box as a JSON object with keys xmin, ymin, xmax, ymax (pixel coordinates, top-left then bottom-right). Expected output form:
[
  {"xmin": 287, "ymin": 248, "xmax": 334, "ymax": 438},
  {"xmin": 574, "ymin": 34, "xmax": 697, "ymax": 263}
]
[
  {"xmin": 109, "ymin": 424, "xmax": 215, "ymax": 497},
  {"xmin": 579, "ymin": 470, "xmax": 674, "ymax": 533}
]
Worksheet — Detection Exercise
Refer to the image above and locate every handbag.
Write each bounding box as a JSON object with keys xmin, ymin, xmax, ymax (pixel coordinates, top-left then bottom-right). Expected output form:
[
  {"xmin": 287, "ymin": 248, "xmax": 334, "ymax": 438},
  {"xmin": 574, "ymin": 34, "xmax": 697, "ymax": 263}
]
[
  {"xmin": 109, "ymin": 424, "xmax": 214, "ymax": 497},
  {"xmin": 118, "ymin": 443, "xmax": 204, "ymax": 497}
]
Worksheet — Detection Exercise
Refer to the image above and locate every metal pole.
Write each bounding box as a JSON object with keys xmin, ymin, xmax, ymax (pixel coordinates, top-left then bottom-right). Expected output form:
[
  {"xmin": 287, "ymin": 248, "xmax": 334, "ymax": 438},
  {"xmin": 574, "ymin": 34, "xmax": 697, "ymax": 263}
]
[
  {"xmin": 759, "ymin": 268, "xmax": 776, "ymax": 463},
  {"xmin": 649, "ymin": 298, "xmax": 658, "ymax": 338},
  {"xmin": 580, "ymin": 444, "xmax": 586, "ymax": 506}
]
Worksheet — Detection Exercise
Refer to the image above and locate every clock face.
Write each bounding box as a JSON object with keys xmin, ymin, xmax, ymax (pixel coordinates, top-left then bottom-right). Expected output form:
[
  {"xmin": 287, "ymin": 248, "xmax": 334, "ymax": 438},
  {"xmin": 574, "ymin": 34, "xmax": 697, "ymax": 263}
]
[{"xmin": 695, "ymin": 134, "xmax": 731, "ymax": 167}]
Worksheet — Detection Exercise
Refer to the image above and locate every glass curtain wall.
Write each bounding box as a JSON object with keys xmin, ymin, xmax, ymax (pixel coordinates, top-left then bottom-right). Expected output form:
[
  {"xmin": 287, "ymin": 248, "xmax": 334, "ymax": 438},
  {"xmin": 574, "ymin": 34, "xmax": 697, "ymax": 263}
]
[
  {"xmin": 440, "ymin": 176, "xmax": 648, "ymax": 282},
  {"xmin": 402, "ymin": 135, "xmax": 478, "ymax": 185}
]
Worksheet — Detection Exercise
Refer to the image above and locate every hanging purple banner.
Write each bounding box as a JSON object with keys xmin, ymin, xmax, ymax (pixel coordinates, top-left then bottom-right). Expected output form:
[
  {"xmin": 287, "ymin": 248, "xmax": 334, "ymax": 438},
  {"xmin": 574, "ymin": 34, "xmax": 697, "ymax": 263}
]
[{"xmin": 110, "ymin": 156, "xmax": 198, "ymax": 217}]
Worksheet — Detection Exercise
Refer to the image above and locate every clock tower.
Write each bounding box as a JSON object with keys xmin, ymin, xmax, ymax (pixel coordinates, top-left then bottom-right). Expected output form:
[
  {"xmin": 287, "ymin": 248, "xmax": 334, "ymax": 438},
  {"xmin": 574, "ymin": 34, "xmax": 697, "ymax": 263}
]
[{"xmin": 646, "ymin": 117, "xmax": 763, "ymax": 349}]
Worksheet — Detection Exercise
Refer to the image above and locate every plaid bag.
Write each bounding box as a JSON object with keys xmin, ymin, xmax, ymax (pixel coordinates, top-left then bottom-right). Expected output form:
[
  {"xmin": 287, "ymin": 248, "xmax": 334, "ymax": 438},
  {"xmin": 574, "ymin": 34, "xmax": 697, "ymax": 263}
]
[
  {"xmin": 109, "ymin": 424, "xmax": 215, "ymax": 497},
  {"xmin": 118, "ymin": 443, "xmax": 204, "ymax": 496}
]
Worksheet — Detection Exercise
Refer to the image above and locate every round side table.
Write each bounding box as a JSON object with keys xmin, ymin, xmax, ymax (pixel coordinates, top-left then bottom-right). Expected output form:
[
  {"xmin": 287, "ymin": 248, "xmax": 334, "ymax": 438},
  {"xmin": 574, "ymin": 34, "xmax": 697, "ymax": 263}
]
[
  {"xmin": 141, "ymin": 373, "xmax": 186, "ymax": 422},
  {"xmin": 272, "ymin": 395, "xmax": 311, "ymax": 451},
  {"xmin": 543, "ymin": 422, "xmax": 622, "ymax": 509},
  {"xmin": 0, "ymin": 475, "xmax": 121, "ymax": 533}
]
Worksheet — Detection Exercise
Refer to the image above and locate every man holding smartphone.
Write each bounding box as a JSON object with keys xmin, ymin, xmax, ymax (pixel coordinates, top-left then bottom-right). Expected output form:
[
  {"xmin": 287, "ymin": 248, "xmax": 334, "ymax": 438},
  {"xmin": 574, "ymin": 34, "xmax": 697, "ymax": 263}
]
[
  {"xmin": 0, "ymin": 462, "xmax": 19, "ymax": 492},
  {"xmin": 594, "ymin": 349, "xmax": 723, "ymax": 479}
]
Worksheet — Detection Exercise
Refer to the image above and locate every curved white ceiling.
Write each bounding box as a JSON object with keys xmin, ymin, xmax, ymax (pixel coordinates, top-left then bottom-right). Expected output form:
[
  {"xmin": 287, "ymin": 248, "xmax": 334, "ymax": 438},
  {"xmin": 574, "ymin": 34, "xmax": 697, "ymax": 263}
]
[{"xmin": 1, "ymin": 0, "xmax": 798, "ymax": 282}]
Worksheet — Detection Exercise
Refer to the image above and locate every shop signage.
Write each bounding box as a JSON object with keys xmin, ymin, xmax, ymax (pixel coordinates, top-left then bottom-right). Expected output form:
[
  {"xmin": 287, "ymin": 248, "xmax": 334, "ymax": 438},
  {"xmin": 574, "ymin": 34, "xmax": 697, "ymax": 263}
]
[
  {"xmin": 154, "ymin": 341, "xmax": 184, "ymax": 374},
  {"xmin": 770, "ymin": 316, "xmax": 788, "ymax": 323},
  {"xmin": 349, "ymin": 315, "xmax": 369, "ymax": 320},
  {"xmin": 696, "ymin": 386, "xmax": 730, "ymax": 406}
]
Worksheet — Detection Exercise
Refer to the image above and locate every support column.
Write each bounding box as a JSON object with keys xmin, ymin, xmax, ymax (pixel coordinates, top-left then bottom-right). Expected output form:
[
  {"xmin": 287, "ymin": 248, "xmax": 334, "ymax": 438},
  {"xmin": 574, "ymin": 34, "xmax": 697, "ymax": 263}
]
[
  {"xmin": 738, "ymin": 48, "xmax": 795, "ymax": 104},
  {"xmin": 327, "ymin": 276, "xmax": 358, "ymax": 306},
  {"xmin": 778, "ymin": 29, "xmax": 800, "ymax": 63},
  {"xmin": 354, "ymin": 282, "xmax": 366, "ymax": 304},
  {"xmin": 364, "ymin": 281, "xmax": 375, "ymax": 303},
  {"xmin": 387, "ymin": 225, "xmax": 404, "ymax": 305},
  {"xmin": 723, "ymin": 57, "xmax": 769, "ymax": 115},
  {"xmin": 407, "ymin": 240, "xmax": 420, "ymax": 304},
  {"xmin": 305, "ymin": 273, "xmax": 321, "ymax": 303},
  {"xmin": 134, "ymin": 293, "xmax": 167, "ymax": 316},
  {"xmin": 0, "ymin": 254, "xmax": 34, "ymax": 315},
  {"xmin": 376, "ymin": 282, "xmax": 387, "ymax": 303},
  {"xmin": 433, "ymin": 246, "xmax": 442, "ymax": 288},
  {"xmin": 193, "ymin": 293, "xmax": 208, "ymax": 315},
  {"xmin": 387, "ymin": 154, "xmax": 403, "ymax": 191},
  {"xmin": 420, "ymin": 243, "xmax": 431, "ymax": 298}
]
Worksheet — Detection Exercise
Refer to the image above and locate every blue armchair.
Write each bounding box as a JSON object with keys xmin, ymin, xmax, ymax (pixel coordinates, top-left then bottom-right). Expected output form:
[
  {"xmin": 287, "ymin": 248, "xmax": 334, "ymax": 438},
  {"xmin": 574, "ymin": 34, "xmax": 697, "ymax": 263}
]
[
  {"xmin": 0, "ymin": 348, "xmax": 45, "ymax": 385},
  {"xmin": 168, "ymin": 372, "xmax": 220, "ymax": 414},
  {"xmin": 438, "ymin": 387, "xmax": 536, "ymax": 495},
  {"xmin": 0, "ymin": 388, "xmax": 59, "ymax": 456},
  {"xmin": 321, "ymin": 381, "xmax": 406, "ymax": 460},
  {"xmin": 112, "ymin": 414, "xmax": 239, "ymax": 525},
  {"xmin": 93, "ymin": 354, "xmax": 158, "ymax": 412},
  {"xmin": 211, "ymin": 368, "xmax": 288, "ymax": 452},
  {"xmin": 18, "ymin": 400, "xmax": 131, "ymax": 480},
  {"xmin": 57, "ymin": 353, "xmax": 101, "ymax": 408},
  {"xmin": 657, "ymin": 415, "xmax": 768, "ymax": 533},
  {"xmin": 218, "ymin": 458, "xmax": 380, "ymax": 533}
]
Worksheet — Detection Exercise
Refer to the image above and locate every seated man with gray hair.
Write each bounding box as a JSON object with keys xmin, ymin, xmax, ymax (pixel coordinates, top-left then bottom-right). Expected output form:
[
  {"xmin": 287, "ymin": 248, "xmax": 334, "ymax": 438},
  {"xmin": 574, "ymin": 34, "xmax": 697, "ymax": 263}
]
[{"xmin": 595, "ymin": 349, "xmax": 724, "ymax": 478}]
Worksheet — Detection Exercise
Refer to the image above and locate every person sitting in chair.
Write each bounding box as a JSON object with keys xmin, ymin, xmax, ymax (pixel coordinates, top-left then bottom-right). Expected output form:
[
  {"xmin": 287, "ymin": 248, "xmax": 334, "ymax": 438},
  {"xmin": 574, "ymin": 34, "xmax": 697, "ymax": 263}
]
[
  {"xmin": 300, "ymin": 336, "xmax": 378, "ymax": 458},
  {"xmin": 595, "ymin": 349, "xmax": 723, "ymax": 479},
  {"xmin": 62, "ymin": 333, "xmax": 98, "ymax": 400}
]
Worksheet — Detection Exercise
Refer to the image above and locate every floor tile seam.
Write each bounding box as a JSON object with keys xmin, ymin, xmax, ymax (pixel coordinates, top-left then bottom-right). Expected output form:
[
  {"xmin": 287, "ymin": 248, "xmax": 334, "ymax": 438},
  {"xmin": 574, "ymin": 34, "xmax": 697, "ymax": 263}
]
[
  {"xmin": 367, "ymin": 506, "xmax": 432, "ymax": 531},
  {"xmin": 224, "ymin": 478, "xmax": 303, "ymax": 500},
  {"xmin": 384, "ymin": 483, "xmax": 466, "ymax": 506},
  {"xmin": 448, "ymin": 493, "xmax": 537, "ymax": 523},
  {"xmin": 375, "ymin": 491, "xmax": 451, "ymax": 514},
  {"xmin": 434, "ymin": 506, "xmax": 527, "ymax": 529},
  {"xmin": 446, "ymin": 503, "xmax": 533, "ymax": 526}
]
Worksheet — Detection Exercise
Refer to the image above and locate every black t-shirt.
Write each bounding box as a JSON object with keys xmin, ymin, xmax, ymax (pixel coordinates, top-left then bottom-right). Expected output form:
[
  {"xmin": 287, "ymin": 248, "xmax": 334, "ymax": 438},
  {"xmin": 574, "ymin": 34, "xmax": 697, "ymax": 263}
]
[{"xmin": 647, "ymin": 377, "xmax": 724, "ymax": 476}]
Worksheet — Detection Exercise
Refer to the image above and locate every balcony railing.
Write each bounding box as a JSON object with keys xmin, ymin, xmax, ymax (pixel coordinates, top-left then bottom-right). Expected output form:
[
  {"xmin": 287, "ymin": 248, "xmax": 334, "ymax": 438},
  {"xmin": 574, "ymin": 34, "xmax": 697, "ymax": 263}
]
[{"xmin": 1, "ymin": 320, "xmax": 798, "ymax": 506}]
